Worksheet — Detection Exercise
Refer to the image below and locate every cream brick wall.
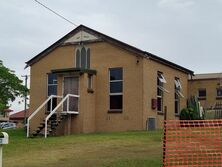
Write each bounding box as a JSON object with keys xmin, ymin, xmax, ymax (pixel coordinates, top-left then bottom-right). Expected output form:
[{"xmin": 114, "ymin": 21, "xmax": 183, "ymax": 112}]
[
  {"xmin": 143, "ymin": 58, "xmax": 188, "ymax": 129},
  {"xmin": 29, "ymin": 41, "xmax": 190, "ymax": 134},
  {"xmin": 188, "ymin": 79, "xmax": 222, "ymax": 108}
]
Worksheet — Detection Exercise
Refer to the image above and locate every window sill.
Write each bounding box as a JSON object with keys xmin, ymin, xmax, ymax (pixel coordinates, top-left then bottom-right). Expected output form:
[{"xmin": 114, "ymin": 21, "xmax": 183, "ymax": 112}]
[
  {"xmin": 108, "ymin": 109, "xmax": 122, "ymax": 113},
  {"xmin": 216, "ymin": 96, "xmax": 222, "ymax": 100},
  {"xmin": 198, "ymin": 97, "xmax": 206, "ymax": 100},
  {"xmin": 157, "ymin": 112, "xmax": 164, "ymax": 115},
  {"xmin": 175, "ymin": 114, "xmax": 180, "ymax": 117},
  {"xmin": 87, "ymin": 88, "xmax": 94, "ymax": 93}
]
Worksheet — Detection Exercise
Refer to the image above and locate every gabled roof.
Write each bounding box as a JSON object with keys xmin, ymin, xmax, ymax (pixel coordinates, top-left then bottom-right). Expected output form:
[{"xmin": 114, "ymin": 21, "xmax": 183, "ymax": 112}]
[{"xmin": 26, "ymin": 24, "xmax": 193, "ymax": 74}]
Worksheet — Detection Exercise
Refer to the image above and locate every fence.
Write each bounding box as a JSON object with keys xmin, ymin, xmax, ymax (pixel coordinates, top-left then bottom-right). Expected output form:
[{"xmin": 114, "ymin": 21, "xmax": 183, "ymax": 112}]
[
  {"xmin": 162, "ymin": 120, "xmax": 222, "ymax": 166},
  {"xmin": 204, "ymin": 102, "xmax": 222, "ymax": 119}
]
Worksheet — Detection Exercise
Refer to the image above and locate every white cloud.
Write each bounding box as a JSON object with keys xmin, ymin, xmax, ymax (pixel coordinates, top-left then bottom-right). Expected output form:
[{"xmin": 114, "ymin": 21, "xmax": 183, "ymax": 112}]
[{"xmin": 158, "ymin": 0, "xmax": 195, "ymax": 9}]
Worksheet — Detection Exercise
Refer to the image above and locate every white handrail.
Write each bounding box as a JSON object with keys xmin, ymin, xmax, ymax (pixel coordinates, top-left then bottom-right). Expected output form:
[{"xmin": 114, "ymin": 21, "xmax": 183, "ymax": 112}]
[
  {"xmin": 26, "ymin": 95, "xmax": 62, "ymax": 137},
  {"xmin": 44, "ymin": 94, "xmax": 80, "ymax": 138}
]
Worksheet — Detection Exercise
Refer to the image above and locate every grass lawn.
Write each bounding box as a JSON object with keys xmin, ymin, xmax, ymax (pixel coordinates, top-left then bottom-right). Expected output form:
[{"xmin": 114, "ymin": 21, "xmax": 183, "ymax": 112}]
[{"xmin": 1, "ymin": 129, "xmax": 162, "ymax": 167}]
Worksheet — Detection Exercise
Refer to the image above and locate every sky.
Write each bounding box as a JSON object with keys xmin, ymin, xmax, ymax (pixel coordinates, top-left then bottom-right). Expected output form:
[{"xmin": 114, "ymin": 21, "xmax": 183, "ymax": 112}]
[{"xmin": 1, "ymin": 0, "xmax": 222, "ymax": 111}]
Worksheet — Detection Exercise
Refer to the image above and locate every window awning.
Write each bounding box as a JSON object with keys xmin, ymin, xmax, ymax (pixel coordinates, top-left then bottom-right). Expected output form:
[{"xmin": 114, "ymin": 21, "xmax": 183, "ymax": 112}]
[
  {"xmin": 51, "ymin": 68, "xmax": 97, "ymax": 75},
  {"xmin": 174, "ymin": 79, "xmax": 182, "ymax": 89},
  {"xmin": 174, "ymin": 78, "xmax": 184, "ymax": 98},
  {"xmin": 158, "ymin": 73, "xmax": 167, "ymax": 83}
]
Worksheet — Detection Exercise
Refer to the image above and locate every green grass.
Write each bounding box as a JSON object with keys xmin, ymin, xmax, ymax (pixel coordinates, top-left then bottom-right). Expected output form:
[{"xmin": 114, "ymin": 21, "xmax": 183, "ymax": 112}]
[{"xmin": 1, "ymin": 129, "xmax": 162, "ymax": 167}]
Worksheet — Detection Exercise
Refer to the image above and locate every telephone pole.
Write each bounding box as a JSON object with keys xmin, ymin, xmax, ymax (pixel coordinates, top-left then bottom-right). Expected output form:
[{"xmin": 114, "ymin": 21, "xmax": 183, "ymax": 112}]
[{"xmin": 21, "ymin": 75, "xmax": 29, "ymax": 125}]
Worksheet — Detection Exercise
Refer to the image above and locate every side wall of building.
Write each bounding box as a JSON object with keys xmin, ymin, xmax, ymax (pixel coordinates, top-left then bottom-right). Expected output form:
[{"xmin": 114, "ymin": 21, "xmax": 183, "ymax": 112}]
[{"xmin": 143, "ymin": 59, "xmax": 188, "ymax": 129}]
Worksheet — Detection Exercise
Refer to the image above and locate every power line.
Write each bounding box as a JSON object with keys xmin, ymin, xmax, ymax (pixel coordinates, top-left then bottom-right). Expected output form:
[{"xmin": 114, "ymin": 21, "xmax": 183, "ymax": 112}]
[{"xmin": 34, "ymin": 0, "xmax": 78, "ymax": 27}]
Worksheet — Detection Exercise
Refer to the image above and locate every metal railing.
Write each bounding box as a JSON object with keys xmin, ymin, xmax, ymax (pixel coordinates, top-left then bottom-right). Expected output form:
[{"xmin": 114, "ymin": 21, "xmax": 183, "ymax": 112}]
[
  {"xmin": 26, "ymin": 95, "xmax": 62, "ymax": 138},
  {"xmin": 44, "ymin": 94, "xmax": 80, "ymax": 138}
]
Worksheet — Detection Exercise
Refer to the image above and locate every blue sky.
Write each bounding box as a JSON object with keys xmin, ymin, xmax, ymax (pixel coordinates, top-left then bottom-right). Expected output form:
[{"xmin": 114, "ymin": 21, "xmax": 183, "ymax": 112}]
[{"xmin": 1, "ymin": 0, "xmax": 222, "ymax": 111}]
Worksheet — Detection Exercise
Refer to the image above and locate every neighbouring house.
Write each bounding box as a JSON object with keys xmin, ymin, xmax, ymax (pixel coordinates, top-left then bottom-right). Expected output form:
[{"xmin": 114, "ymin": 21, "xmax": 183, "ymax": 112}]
[
  {"xmin": 188, "ymin": 73, "xmax": 222, "ymax": 109},
  {"xmin": 26, "ymin": 25, "xmax": 193, "ymax": 137},
  {"xmin": 0, "ymin": 109, "xmax": 12, "ymax": 122},
  {"xmin": 10, "ymin": 109, "xmax": 30, "ymax": 128}
]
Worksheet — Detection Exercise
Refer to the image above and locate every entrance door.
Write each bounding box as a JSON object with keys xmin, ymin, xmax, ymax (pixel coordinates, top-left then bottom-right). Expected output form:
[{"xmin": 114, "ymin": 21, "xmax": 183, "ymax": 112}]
[{"xmin": 63, "ymin": 77, "xmax": 79, "ymax": 112}]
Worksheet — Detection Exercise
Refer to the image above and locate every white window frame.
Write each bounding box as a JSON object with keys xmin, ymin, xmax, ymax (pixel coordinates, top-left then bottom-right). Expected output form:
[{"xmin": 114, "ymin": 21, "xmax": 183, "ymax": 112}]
[
  {"xmin": 175, "ymin": 78, "xmax": 184, "ymax": 98},
  {"xmin": 157, "ymin": 72, "xmax": 165, "ymax": 112},
  {"xmin": 47, "ymin": 73, "xmax": 58, "ymax": 112},
  {"xmin": 109, "ymin": 68, "xmax": 123, "ymax": 110},
  {"xmin": 174, "ymin": 78, "xmax": 180, "ymax": 114},
  {"xmin": 158, "ymin": 73, "xmax": 167, "ymax": 83},
  {"xmin": 47, "ymin": 73, "xmax": 58, "ymax": 97},
  {"xmin": 174, "ymin": 79, "xmax": 182, "ymax": 89}
]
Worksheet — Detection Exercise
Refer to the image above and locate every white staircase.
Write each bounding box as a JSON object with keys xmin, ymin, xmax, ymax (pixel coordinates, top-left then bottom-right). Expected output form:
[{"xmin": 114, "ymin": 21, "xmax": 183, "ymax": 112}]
[{"xmin": 27, "ymin": 94, "xmax": 79, "ymax": 138}]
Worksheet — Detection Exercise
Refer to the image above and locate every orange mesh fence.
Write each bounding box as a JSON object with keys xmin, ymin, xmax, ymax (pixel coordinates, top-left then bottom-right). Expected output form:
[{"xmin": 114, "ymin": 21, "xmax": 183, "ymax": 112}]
[{"xmin": 162, "ymin": 120, "xmax": 222, "ymax": 167}]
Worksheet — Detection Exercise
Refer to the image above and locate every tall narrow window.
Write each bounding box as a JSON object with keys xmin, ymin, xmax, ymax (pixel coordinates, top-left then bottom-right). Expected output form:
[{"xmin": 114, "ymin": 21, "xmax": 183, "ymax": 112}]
[
  {"xmin": 109, "ymin": 68, "xmax": 123, "ymax": 111},
  {"xmin": 47, "ymin": 73, "xmax": 57, "ymax": 111},
  {"xmin": 175, "ymin": 78, "xmax": 180, "ymax": 114},
  {"xmin": 175, "ymin": 78, "xmax": 184, "ymax": 114},
  {"xmin": 216, "ymin": 88, "xmax": 222, "ymax": 97},
  {"xmin": 81, "ymin": 47, "xmax": 86, "ymax": 68},
  {"xmin": 87, "ymin": 48, "xmax": 90, "ymax": 69},
  {"xmin": 75, "ymin": 46, "xmax": 90, "ymax": 69},
  {"xmin": 175, "ymin": 78, "xmax": 184, "ymax": 98},
  {"xmin": 157, "ymin": 72, "xmax": 169, "ymax": 112},
  {"xmin": 76, "ymin": 49, "xmax": 80, "ymax": 68},
  {"xmin": 88, "ymin": 75, "xmax": 93, "ymax": 89},
  {"xmin": 87, "ymin": 74, "xmax": 93, "ymax": 93}
]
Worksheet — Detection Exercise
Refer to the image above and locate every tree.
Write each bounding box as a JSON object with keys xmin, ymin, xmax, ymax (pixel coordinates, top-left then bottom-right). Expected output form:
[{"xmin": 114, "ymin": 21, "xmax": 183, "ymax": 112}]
[{"xmin": 0, "ymin": 60, "xmax": 28, "ymax": 111}]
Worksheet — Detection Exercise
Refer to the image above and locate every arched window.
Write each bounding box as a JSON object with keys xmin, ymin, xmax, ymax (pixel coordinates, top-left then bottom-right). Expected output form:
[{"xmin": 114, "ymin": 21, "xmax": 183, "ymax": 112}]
[
  {"xmin": 76, "ymin": 49, "xmax": 80, "ymax": 68},
  {"xmin": 81, "ymin": 47, "xmax": 86, "ymax": 68},
  {"xmin": 87, "ymin": 48, "xmax": 90, "ymax": 69},
  {"xmin": 75, "ymin": 46, "xmax": 90, "ymax": 69}
]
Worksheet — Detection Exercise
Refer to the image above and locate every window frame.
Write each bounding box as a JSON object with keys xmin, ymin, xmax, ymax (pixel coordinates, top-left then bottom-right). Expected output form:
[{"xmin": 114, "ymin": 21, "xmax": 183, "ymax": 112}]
[
  {"xmin": 175, "ymin": 78, "xmax": 184, "ymax": 98},
  {"xmin": 47, "ymin": 73, "xmax": 58, "ymax": 112},
  {"xmin": 109, "ymin": 68, "xmax": 123, "ymax": 112},
  {"xmin": 198, "ymin": 88, "xmax": 206, "ymax": 99},
  {"xmin": 158, "ymin": 73, "xmax": 167, "ymax": 83},
  {"xmin": 47, "ymin": 73, "xmax": 58, "ymax": 96},
  {"xmin": 216, "ymin": 88, "xmax": 222, "ymax": 97},
  {"xmin": 174, "ymin": 78, "xmax": 181, "ymax": 115},
  {"xmin": 157, "ymin": 72, "xmax": 164, "ymax": 112}
]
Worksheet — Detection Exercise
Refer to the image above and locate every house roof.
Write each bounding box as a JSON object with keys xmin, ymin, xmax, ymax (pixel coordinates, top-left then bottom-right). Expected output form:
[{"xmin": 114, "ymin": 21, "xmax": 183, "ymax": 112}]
[
  {"xmin": 9, "ymin": 109, "xmax": 30, "ymax": 120},
  {"xmin": 190, "ymin": 73, "xmax": 222, "ymax": 80},
  {"xmin": 26, "ymin": 24, "xmax": 193, "ymax": 75}
]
